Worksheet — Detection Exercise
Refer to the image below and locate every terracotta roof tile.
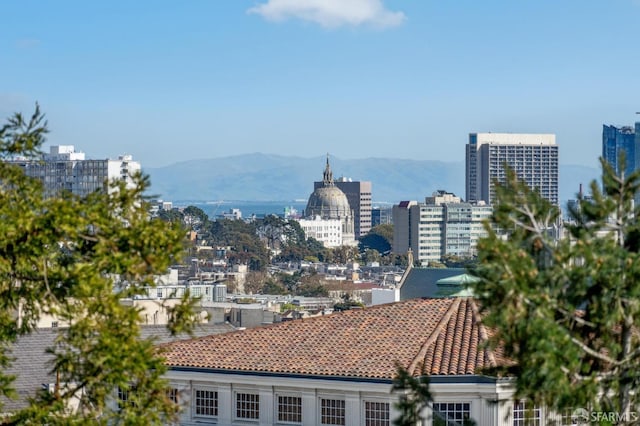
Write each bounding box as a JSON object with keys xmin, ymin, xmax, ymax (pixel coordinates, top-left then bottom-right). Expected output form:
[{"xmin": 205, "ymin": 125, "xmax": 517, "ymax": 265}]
[{"xmin": 160, "ymin": 298, "xmax": 505, "ymax": 379}]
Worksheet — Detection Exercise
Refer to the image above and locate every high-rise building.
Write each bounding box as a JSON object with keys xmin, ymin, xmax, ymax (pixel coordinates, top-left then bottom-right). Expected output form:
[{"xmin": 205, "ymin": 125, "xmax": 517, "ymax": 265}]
[
  {"xmin": 602, "ymin": 123, "xmax": 639, "ymax": 177},
  {"xmin": 13, "ymin": 145, "xmax": 141, "ymax": 198},
  {"xmin": 466, "ymin": 133, "xmax": 559, "ymax": 205},
  {"xmin": 392, "ymin": 191, "xmax": 492, "ymax": 264},
  {"xmin": 371, "ymin": 206, "xmax": 392, "ymax": 227}
]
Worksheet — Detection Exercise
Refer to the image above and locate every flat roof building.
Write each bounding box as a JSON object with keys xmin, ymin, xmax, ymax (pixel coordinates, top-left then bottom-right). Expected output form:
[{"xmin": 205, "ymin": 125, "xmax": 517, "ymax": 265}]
[
  {"xmin": 13, "ymin": 145, "xmax": 141, "ymax": 198},
  {"xmin": 466, "ymin": 133, "xmax": 559, "ymax": 205},
  {"xmin": 392, "ymin": 191, "xmax": 492, "ymax": 265},
  {"xmin": 602, "ymin": 124, "xmax": 638, "ymax": 177}
]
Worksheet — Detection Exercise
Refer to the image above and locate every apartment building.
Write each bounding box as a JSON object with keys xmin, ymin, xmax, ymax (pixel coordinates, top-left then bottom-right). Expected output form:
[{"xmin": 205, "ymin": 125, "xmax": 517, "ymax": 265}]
[
  {"xmin": 392, "ymin": 191, "xmax": 492, "ymax": 264},
  {"xmin": 466, "ymin": 133, "xmax": 559, "ymax": 205},
  {"xmin": 14, "ymin": 145, "xmax": 141, "ymax": 197}
]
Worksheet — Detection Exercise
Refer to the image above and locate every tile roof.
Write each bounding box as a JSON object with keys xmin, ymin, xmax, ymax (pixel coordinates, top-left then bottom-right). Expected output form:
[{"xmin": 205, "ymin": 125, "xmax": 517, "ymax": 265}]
[
  {"xmin": 1, "ymin": 323, "xmax": 235, "ymax": 412},
  {"xmin": 161, "ymin": 298, "xmax": 506, "ymax": 380}
]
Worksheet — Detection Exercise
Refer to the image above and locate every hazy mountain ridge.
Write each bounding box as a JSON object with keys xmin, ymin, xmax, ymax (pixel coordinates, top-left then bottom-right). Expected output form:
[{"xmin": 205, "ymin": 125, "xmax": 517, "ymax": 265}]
[{"xmin": 145, "ymin": 154, "xmax": 600, "ymax": 206}]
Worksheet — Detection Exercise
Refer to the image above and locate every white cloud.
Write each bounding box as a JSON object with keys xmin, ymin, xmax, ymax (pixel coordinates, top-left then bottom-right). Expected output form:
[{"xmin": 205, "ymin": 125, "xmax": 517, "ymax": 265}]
[{"xmin": 248, "ymin": 0, "xmax": 406, "ymax": 29}]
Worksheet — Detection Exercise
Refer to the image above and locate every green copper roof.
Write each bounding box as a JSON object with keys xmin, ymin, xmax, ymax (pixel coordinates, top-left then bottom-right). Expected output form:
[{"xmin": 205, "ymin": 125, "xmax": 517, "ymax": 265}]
[{"xmin": 435, "ymin": 273, "xmax": 479, "ymax": 286}]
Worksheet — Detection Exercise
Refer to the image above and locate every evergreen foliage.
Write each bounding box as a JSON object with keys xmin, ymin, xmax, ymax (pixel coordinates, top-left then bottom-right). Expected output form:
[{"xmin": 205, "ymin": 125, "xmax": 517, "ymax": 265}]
[
  {"xmin": 359, "ymin": 224, "xmax": 392, "ymax": 255},
  {"xmin": 392, "ymin": 364, "xmax": 432, "ymax": 426},
  {"xmin": 472, "ymin": 162, "xmax": 640, "ymax": 423},
  {"xmin": 0, "ymin": 107, "xmax": 198, "ymax": 424},
  {"xmin": 207, "ymin": 218, "xmax": 269, "ymax": 270}
]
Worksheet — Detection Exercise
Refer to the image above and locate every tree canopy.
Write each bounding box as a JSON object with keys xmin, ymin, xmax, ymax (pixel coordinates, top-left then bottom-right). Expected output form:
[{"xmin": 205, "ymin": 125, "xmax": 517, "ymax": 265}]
[
  {"xmin": 0, "ymin": 107, "xmax": 197, "ymax": 424},
  {"xmin": 207, "ymin": 218, "xmax": 269, "ymax": 271},
  {"xmin": 359, "ymin": 224, "xmax": 392, "ymax": 255},
  {"xmin": 472, "ymin": 162, "xmax": 640, "ymax": 423}
]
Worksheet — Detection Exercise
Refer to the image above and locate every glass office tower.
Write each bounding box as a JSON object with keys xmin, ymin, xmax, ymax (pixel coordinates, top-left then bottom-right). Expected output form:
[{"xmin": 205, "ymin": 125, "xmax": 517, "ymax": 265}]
[{"xmin": 602, "ymin": 124, "xmax": 637, "ymax": 177}]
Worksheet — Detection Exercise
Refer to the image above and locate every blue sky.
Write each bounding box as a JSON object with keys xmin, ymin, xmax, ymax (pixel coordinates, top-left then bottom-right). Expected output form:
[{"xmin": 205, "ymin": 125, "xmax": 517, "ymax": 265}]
[{"xmin": 2, "ymin": 0, "xmax": 638, "ymax": 168}]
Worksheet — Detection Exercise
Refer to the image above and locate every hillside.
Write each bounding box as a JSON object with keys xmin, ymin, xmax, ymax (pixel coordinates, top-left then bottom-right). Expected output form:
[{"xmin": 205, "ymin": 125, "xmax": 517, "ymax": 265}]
[{"xmin": 145, "ymin": 154, "xmax": 599, "ymax": 206}]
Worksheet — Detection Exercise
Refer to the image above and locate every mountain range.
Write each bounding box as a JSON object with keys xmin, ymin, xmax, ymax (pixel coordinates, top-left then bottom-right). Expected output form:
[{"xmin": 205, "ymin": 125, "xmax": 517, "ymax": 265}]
[{"xmin": 145, "ymin": 153, "xmax": 600, "ymax": 207}]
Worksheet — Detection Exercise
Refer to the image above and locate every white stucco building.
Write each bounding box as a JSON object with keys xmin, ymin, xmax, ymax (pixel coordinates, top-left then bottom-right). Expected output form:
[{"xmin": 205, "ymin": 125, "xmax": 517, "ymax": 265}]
[
  {"xmin": 297, "ymin": 216, "xmax": 343, "ymax": 248},
  {"xmin": 157, "ymin": 298, "xmax": 566, "ymax": 425}
]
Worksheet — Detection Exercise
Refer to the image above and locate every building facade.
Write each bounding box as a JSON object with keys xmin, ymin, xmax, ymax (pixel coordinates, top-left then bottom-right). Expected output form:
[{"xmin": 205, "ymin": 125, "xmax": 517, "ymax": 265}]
[
  {"xmin": 602, "ymin": 124, "xmax": 638, "ymax": 177},
  {"xmin": 466, "ymin": 133, "xmax": 559, "ymax": 205},
  {"xmin": 392, "ymin": 191, "xmax": 492, "ymax": 264},
  {"xmin": 371, "ymin": 206, "xmax": 393, "ymax": 227},
  {"xmin": 316, "ymin": 177, "xmax": 372, "ymax": 238},
  {"xmin": 158, "ymin": 298, "xmax": 565, "ymax": 426},
  {"xmin": 297, "ymin": 216, "xmax": 344, "ymax": 248},
  {"xmin": 14, "ymin": 145, "xmax": 141, "ymax": 198}
]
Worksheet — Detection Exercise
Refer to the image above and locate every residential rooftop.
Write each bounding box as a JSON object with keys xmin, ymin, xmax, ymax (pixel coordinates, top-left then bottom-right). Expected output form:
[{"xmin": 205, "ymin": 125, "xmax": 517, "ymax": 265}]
[{"xmin": 161, "ymin": 297, "xmax": 506, "ymax": 380}]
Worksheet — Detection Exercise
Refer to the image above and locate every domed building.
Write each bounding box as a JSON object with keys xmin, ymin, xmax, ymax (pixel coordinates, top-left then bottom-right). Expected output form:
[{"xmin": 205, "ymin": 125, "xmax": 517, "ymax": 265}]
[{"xmin": 301, "ymin": 156, "xmax": 356, "ymax": 247}]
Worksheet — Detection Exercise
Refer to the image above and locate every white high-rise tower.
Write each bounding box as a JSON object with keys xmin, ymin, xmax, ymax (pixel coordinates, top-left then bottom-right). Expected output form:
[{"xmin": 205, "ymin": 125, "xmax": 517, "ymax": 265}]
[{"xmin": 465, "ymin": 133, "xmax": 559, "ymax": 205}]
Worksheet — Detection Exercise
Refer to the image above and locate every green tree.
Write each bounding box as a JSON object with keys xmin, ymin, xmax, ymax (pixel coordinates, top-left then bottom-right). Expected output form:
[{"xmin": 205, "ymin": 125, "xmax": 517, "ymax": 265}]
[
  {"xmin": 472, "ymin": 162, "xmax": 640, "ymax": 423},
  {"xmin": 296, "ymin": 272, "xmax": 329, "ymax": 297},
  {"xmin": 392, "ymin": 364, "xmax": 431, "ymax": 426},
  {"xmin": 256, "ymin": 214, "xmax": 290, "ymax": 250},
  {"xmin": 359, "ymin": 224, "xmax": 393, "ymax": 254},
  {"xmin": 243, "ymin": 271, "xmax": 267, "ymax": 294},
  {"xmin": 277, "ymin": 271, "xmax": 301, "ymax": 294},
  {"xmin": 273, "ymin": 219, "xmax": 327, "ymax": 263},
  {"xmin": 392, "ymin": 362, "xmax": 477, "ymax": 426},
  {"xmin": 440, "ymin": 254, "xmax": 477, "ymax": 268},
  {"xmin": 385, "ymin": 253, "xmax": 408, "ymax": 267},
  {"xmin": 207, "ymin": 219, "xmax": 269, "ymax": 271},
  {"xmin": 183, "ymin": 205, "xmax": 209, "ymax": 230},
  {"xmin": 261, "ymin": 279, "xmax": 286, "ymax": 295},
  {"xmin": 362, "ymin": 248, "xmax": 382, "ymax": 265},
  {"xmin": 332, "ymin": 292, "xmax": 364, "ymax": 311},
  {"xmin": 329, "ymin": 245, "xmax": 360, "ymax": 264},
  {"xmin": 157, "ymin": 207, "xmax": 183, "ymax": 223},
  {"xmin": 0, "ymin": 107, "xmax": 197, "ymax": 424},
  {"xmin": 372, "ymin": 223, "xmax": 394, "ymax": 243}
]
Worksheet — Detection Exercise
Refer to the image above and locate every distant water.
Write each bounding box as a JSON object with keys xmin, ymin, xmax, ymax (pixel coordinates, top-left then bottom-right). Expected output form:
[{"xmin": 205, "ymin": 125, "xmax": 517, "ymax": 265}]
[
  {"xmin": 179, "ymin": 200, "xmax": 308, "ymax": 219},
  {"xmin": 175, "ymin": 199, "xmax": 396, "ymax": 220}
]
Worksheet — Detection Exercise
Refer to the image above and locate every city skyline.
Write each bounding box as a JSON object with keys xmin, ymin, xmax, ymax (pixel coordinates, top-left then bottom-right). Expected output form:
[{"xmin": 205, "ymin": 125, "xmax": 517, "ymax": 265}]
[{"xmin": 2, "ymin": 1, "xmax": 639, "ymax": 168}]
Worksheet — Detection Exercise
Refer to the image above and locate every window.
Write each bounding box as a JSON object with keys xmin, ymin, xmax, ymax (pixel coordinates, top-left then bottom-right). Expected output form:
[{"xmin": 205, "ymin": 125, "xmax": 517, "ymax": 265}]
[
  {"xmin": 168, "ymin": 388, "xmax": 179, "ymax": 404},
  {"xmin": 117, "ymin": 385, "xmax": 137, "ymax": 408},
  {"xmin": 117, "ymin": 387, "xmax": 130, "ymax": 404},
  {"xmin": 513, "ymin": 400, "xmax": 541, "ymax": 426},
  {"xmin": 320, "ymin": 398, "xmax": 345, "ymax": 425},
  {"xmin": 364, "ymin": 401, "xmax": 389, "ymax": 426},
  {"xmin": 433, "ymin": 402, "xmax": 472, "ymax": 425},
  {"xmin": 236, "ymin": 392, "xmax": 260, "ymax": 420},
  {"xmin": 194, "ymin": 389, "xmax": 217, "ymax": 417},
  {"xmin": 277, "ymin": 395, "xmax": 302, "ymax": 423}
]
